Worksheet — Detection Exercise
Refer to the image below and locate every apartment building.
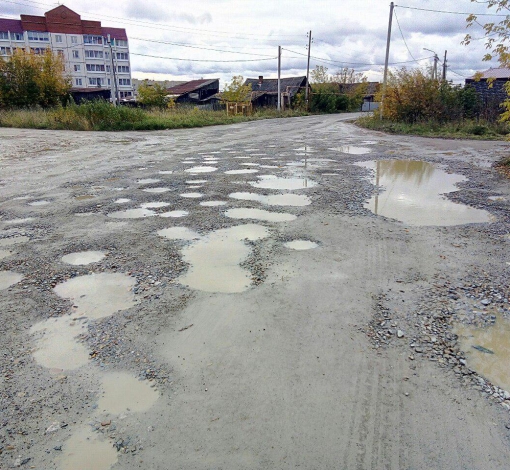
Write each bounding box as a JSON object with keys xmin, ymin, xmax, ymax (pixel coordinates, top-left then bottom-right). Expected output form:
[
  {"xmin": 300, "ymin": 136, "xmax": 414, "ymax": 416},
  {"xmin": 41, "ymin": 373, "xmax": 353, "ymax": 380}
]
[{"xmin": 0, "ymin": 5, "xmax": 133, "ymax": 99}]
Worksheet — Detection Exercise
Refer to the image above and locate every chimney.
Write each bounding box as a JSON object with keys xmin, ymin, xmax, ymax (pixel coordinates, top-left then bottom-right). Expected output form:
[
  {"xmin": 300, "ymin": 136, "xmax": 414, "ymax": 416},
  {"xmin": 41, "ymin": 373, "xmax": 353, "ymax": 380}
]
[{"xmin": 258, "ymin": 75, "xmax": 263, "ymax": 83}]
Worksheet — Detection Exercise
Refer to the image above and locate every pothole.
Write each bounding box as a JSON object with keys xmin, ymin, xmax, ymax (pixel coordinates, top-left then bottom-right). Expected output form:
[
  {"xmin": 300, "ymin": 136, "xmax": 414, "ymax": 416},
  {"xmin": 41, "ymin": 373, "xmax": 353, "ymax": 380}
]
[
  {"xmin": 180, "ymin": 193, "xmax": 203, "ymax": 198},
  {"xmin": 0, "ymin": 270, "xmax": 23, "ymax": 290},
  {"xmin": 331, "ymin": 146, "xmax": 371, "ymax": 154},
  {"xmin": 158, "ymin": 227, "xmax": 200, "ymax": 240},
  {"xmin": 107, "ymin": 208, "xmax": 157, "ymax": 219},
  {"xmin": 142, "ymin": 187, "xmax": 171, "ymax": 194},
  {"xmin": 160, "ymin": 210, "xmax": 189, "ymax": 218},
  {"xmin": 225, "ymin": 169, "xmax": 259, "ymax": 175},
  {"xmin": 61, "ymin": 251, "xmax": 106, "ymax": 265},
  {"xmin": 284, "ymin": 240, "xmax": 318, "ymax": 250},
  {"xmin": 225, "ymin": 208, "xmax": 297, "ymax": 222},
  {"xmin": 140, "ymin": 202, "xmax": 171, "ymax": 209},
  {"xmin": 137, "ymin": 178, "xmax": 161, "ymax": 184},
  {"xmin": 114, "ymin": 198, "xmax": 131, "ymax": 204},
  {"xmin": 250, "ymin": 175, "xmax": 317, "ymax": 190},
  {"xmin": 229, "ymin": 192, "xmax": 311, "ymax": 206},
  {"xmin": 28, "ymin": 200, "xmax": 50, "ymax": 206},
  {"xmin": 185, "ymin": 166, "xmax": 218, "ymax": 173},
  {"xmin": 200, "ymin": 201, "xmax": 227, "ymax": 207}
]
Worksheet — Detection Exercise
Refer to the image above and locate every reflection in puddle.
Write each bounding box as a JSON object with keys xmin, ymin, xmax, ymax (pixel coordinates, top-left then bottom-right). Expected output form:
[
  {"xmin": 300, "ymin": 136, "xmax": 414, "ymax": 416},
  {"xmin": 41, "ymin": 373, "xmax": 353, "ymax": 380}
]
[
  {"xmin": 359, "ymin": 160, "xmax": 492, "ymax": 226},
  {"xmin": 200, "ymin": 200, "xmax": 227, "ymax": 207},
  {"xmin": 158, "ymin": 226, "xmax": 200, "ymax": 240},
  {"xmin": 107, "ymin": 208, "xmax": 156, "ymax": 219},
  {"xmin": 284, "ymin": 240, "xmax": 318, "ymax": 250},
  {"xmin": 114, "ymin": 198, "xmax": 130, "ymax": 204},
  {"xmin": 54, "ymin": 273, "xmax": 136, "ymax": 319},
  {"xmin": 98, "ymin": 372, "xmax": 158, "ymax": 414},
  {"xmin": 30, "ymin": 316, "xmax": 89, "ymax": 370},
  {"xmin": 142, "ymin": 187, "xmax": 171, "ymax": 193},
  {"xmin": 3, "ymin": 217, "xmax": 35, "ymax": 224},
  {"xmin": 456, "ymin": 316, "xmax": 510, "ymax": 391},
  {"xmin": 28, "ymin": 200, "xmax": 50, "ymax": 206},
  {"xmin": 186, "ymin": 180, "xmax": 208, "ymax": 184},
  {"xmin": 61, "ymin": 251, "xmax": 106, "ymax": 265},
  {"xmin": 229, "ymin": 192, "xmax": 311, "ymax": 207},
  {"xmin": 160, "ymin": 210, "xmax": 189, "ymax": 218},
  {"xmin": 75, "ymin": 195, "xmax": 95, "ymax": 200},
  {"xmin": 250, "ymin": 175, "xmax": 317, "ymax": 190},
  {"xmin": 140, "ymin": 202, "xmax": 170, "ymax": 209},
  {"xmin": 225, "ymin": 208, "xmax": 297, "ymax": 222},
  {"xmin": 137, "ymin": 178, "xmax": 161, "ymax": 184},
  {"xmin": 158, "ymin": 170, "xmax": 173, "ymax": 175},
  {"xmin": 225, "ymin": 169, "xmax": 259, "ymax": 175},
  {"xmin": 0, "ymin": 271, "xmax": 23, "ymax": 290},
  {"xmin": 180, "ymin": 192, "xmax": 203, "ymax": 198},
  {"xmin": 0, "ymin": 249, "xmax": 12, "ymax": 260},
  {"xmin": 185, "ymin": 166, "xmax": 218, "ymax": 173},
  {"xmin": 57, "ymin": 427, "xmax": 117, "ymax": 470},
  {"xmin": 178, "ymin": 224, "xmax": 269, "ymax": 293},
  {"xmin": 331, "ymin": 146, "xmax": 371, "ymax": 155}
]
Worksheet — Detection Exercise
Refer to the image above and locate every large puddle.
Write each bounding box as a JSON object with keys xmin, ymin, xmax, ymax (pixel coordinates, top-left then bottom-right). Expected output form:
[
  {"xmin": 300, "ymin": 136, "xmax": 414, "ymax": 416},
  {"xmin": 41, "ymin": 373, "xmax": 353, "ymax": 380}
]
[
  {"xmin": 284, "ymin": 240, "xmax": 318, "ymax": 250},
  {"xmin": 229, "ymin": 192, "xmax": 311, "ymax": 207},
  {"xmin": 250, "ymin": 175, "xmax": 317, "ymax": 190},
  {"xmin": 30, "ymin": 316, "xmax": 89, "ymax": 370},
  {"xmin": 225, "ymin": 208, "xmax": 297, "ymax": 222},
  {"xmin": 107, "ymin": 208, "xmax": 157, "ymax": 219},
  {"xmin": 142, "ymin": 187, "xmax": 171, "ymax": 193},
  {"xmin": 97, "ymin": 372, "xmax": 159, "ymax": 414},
  {"xmin": 0, "ymin": 271, "xmax": 23, "ymax": 290},
  {"xmin": 358, "ymin": 160, "xmax": 492, "ymax": 226},
  {"xmin": 57, "ymin": 427, "xmax": 117, "ymax": 470},
  {"xmin": 225, "ymin": 169, "xmax": 259, "ymax": 175},
  {"xmin": 331, "ymin": 145, "xmax": 371, "ymax": 155},
  {"xmin": 177, "ymin": 224, "xmax": 269, "ymax": 293},
  {"xmin": 158, "ymin": 227, "xmax": 200, "ymax": 240},
  {"xmin": 61, "ymin": 251, "xmax": 105, "ymax": 266},
  {"xmin": 455, "ymin": 316, "xmax": 510, "ymax": 391},
  {"xmin": 200, "ymin": 200, "xmax": 227, "ymax": 207},
  {"xmin": 54, "ymin": 273, "xmax": 136, "ymax": 319},
  {"xmin": 185, "ymin": 166, "xmax": 217, "ymax": 173}
]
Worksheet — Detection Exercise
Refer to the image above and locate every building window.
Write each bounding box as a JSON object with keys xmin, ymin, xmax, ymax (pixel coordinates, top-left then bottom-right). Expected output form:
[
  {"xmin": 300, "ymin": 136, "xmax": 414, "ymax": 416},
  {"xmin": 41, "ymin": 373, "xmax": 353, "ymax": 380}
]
[
  {"xmin": 86, "ymin": 64, "xmax": 105, "ymax": 72},
  {"xmin": 72, "ymin": 50, "xmax": 79, "ymax": 58},
  {"xmin": 0, "ymin": 32, "xmax": 8, "ymax": 40},
  {"xmin": 85, "ymin": 50, "xmax": 103, "ymax": 59},
  {"xmin": 106, "ymin": 65, "xmax": 110, "ymax": 72},
  {"xmin": 74, "ymin": 64, "xmax": 80, "ymax": 72},
  {"xmin": 31, "ymin": 47, "xmax": 47, "ymax": 54},
  {"xmin": 83, "ymin": 35, "xmax": 102, "ymax": 45},
  {"xmin": 88, "ymin": 77, "xmax": 104, "ymax": 86},
  {"xmin": 71, "ymin": 36, "xmax": 77, "ymax": 44},
  {"xmin": 10, "ymin": 32, "xmax": 24, "ymax": 41},
  {"xmin": 118, "ymin": 78, "xmax": 131, "ymax": 86},
  {"xmin": 115, "ymin": 39, "xmax": 127, "ymax": 47},
  {"xmin": 116, "ymin": 65, "xmax": 130, "ymax": 73},
  {"xmin": 0, "ymin": 46, "xmax": 12, "ymax": 56},
  {"xmin": 116, "ymin": 52, "xmax": 129, "ymax": 60},
  {"xmin": 27, "ymin": 31, "xmax": 49, "ymax": 41},
  {"xmin": 107, "ymin": 78, "xmax": 111, "ymax": 85},
  {"xmin": 105, "ymin": 51, "xmax": 110, "ymax": 59},
  {"xmin": 55, "ymin": 35, "xmax": 62, "ymax": 43},
  {"xmin": 75, "ymin": 78, "xmax": 82, "ymax": 86}
]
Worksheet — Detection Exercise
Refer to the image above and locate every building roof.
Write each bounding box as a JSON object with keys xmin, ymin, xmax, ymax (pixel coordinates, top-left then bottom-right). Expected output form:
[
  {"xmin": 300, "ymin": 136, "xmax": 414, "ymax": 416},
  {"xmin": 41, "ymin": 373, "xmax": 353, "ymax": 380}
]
[
  {"xmin": 0, "ymin": 18, "xmax": 23, "ymax": 33},
  {"xmin": 101, "ymin": 27, "xmax": 128, "ymax": 41},
  {"xmin": 244, "ymin": 76, "xmax": 307, "ymax": 94},
  {"xmin": 467, "ymin": 67, "xmax": 510, "ymax": 80},
  {"xmin": 166, "ymin": 79, "xmax": 219, "ymax": 95},
  {"xmin": 337, "ymin": 81, "xmax": 380, "ymax": 96}
]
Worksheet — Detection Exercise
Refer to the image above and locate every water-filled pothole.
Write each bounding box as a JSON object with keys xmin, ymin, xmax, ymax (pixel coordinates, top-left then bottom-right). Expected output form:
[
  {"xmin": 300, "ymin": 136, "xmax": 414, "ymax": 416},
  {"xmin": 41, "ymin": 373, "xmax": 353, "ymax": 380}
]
[
  {"xmin": 158, "ymin": 170, "xmax": 173, "ymax": 175},
  {"xmin": 114, "ymin": 198, "xmax": 131, "ymax": 204},
  {"xmin": 0, "ymin": 271, "xmax": 23, "ymax": 290},
  {"xmin": 61, "ymin": 251, "xmax": 106, "ymax": 265},
  {"xmin": 331, "ymin": 146, "xmax": 371, "ymax": 155},
  {"xmin": 229, "ymin": 192, "xmax": 311, "ymax": 206},
  {"xmin": 107, "ymin": 208, "xmax": 157, "ymax": 219},
  {"xmin": 57, "ymin": 427, "xmax": 117, "ymax": 470},
  {"xmin": 28, "ymin": 200, "xmax": 50, "ymax": 206},
  {"xmin": 142, "ymin": 187, "xmax": 171, "ymax": 193},
  {"xmin": 358, "ymin": 160, "xmax": 492, "ymax": 226},
  {"xmin": 455, "ymin": 316, "xmax": 510, "ymax": 391},
  {"xmin": 53, "ymin": 273, "xmax": 136, "ymax": 319},
  {"xmin": 177, "ymin": 224, "xmax": 269, "ymax": 293},
  {"xmin": 284, "ymin": 240, "xmax": 318, "ymax": 250},
  {"xmin": 225, "ymin": 169, "xmax": 259, "ymax": 175},
  {"xmin": 225, "ymin": 208, "xmax": 297, "ymax": 222},
  {"xmin": 75, "ymin": 195, "xmax": 95, "ymax": 200},
  {"xmin": 160, "ymin": 210, "xmax": 189, "ymax": 218},
  {"xmin": 200, "ymin": 200, "xmax": 227, "ymax": 207},
  {"xmin": 97, "ymin": 372, "xmax": 159, "ymax": 414},
  {"xmin": 137, "ymin": 178, "xmax": 161, "ymax": 184},
  {"xmin": 185, "ymin": 166, "xmax": 218, "ymax": 173},
  {"xmin": 158, "ymin": 226, "xmax": 200, "ymax": 240},
  {"xmin": 186, "ymin": 180, "xmax": 208, "ymax": 184},
  {"xmin": 250, "ymin": 175, "xmax": 317, "ymax": 190},
  {"xmin": 180, "ymin": 193, "xmax": 203, "ymax": 198},
  {"xmin": 140, "ymin": 202, "xmax": 170, "ymax": 209}
]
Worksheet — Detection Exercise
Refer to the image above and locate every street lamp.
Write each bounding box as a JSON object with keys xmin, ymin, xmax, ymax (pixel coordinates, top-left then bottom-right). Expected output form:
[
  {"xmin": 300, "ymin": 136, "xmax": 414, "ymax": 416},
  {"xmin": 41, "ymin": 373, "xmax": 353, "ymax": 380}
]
[{"xmin": 423, "ymin": 48, "xmax": 439, "ymax": 80}]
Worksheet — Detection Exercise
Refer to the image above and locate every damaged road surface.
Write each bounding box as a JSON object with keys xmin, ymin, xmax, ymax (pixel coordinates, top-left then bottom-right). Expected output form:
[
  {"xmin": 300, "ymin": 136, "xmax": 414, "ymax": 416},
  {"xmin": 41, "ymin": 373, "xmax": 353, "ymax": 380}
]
[{"xmin": 1, "ymin": 114, "xmax": 510, "ymax": 469}]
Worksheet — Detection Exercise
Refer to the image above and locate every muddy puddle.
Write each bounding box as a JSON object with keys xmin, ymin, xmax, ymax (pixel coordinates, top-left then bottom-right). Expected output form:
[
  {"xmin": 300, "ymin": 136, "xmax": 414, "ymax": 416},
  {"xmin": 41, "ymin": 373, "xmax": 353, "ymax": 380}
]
[
  {"xmin": 160, "ymin": 210, "xmax": 189, "ymax": 218},
  {"xmin": 455, "ymin": 316, "xmax": 510, "ymax": 391},
  {"xmin": 0, "ymin": 270, "xmax": 23, "ymax": 290},
  {"xmin": 137, "ymin": 178, "xmax": 161, "ymax": 184},
  {"xmin": 98, "ymin": 372, "xmax": 158, "ymax": 414},
  {"xmin": 358, "ymin": 160, "xmax": 492, "ymax": 226},
  {"xmin": 225, "ymin": 208, "xmax": 297, "ymax": 222},
  {"xmin": 200, "ymin": 200, "xmax": 227, "ymax": 207},
  {"xmin": 57, "ymin": 427, "xmax": 117, "ymax": 470},
  {"xmin": 284, "ymin": 240, "xmax": 318, "ymax": 250},
  {"xmin": 114, "ymin": 198, "xmax": 131, "ymax": 204},
  {"xmin": 61, "ymin": 251, "xmax": 106, "ymax": 265},
  {"xmin": 178, "ymin": 224, "xmax": 269, "ymax": 293},
  {"xmin": 30, "ymin": 316, "xmax": 89, "ymax": 370},
  {"xmin": 140, "ymin": 202, "xmax": 170, "ymax": 209},
  {"xmin": 225, "ymin": 169, "xmax": 259, "ymax": 175},
  {"xmin": 180, "ymin": 192, "xmax": 203, "ymax": 198},
  {"xmin": 185, "ymin": 166, "xmax": 218, "ymax": 173},
  {"xmin": 250, "ymin": 175, "xmax": 317, "ymax": 190},
  {"xmin": 158, "ymin": 226, "xmax": 200, "ymax": 240},
  {"xmin": 107, "ymin": 208, "xmax": 156, "ymax": 219},
  {"xmin": 53, "ymin": 273, "xmax": 136, "ymax": 319},
  {"xmin": 142, "ymin": 187, "xmax": 171, "ymax": 193},
  {"xmin": 229, "ymin": 192, "xmax": 311, "ymax": 206},
  {"xmin": 331, "ymin": 146, "xmax": 371, "ymax": 155}
]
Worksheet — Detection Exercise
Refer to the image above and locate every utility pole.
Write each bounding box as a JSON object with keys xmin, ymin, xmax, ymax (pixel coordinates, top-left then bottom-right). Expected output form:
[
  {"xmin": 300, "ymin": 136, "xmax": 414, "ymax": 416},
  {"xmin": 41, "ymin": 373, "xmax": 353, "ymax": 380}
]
[
  {"xmin": 433, "ymin": 53, "xmax": 438, "ymax": 80},
  {"xmin": 380, "ymin": 2, "xmax": 394, "ymax": 119},
  {"xmin": 107, "ymin": 34, "xmax": 119, "ymax": 106},
  {"xmin": 277, "ymin": 45, "xmax": 281, "ymax": 111},
  {"xmin": 442, "ymin": 50, "xmax": 447, "ymax": 81},
  {"xmin": 305, "ymin": 30, "xmax": 312, "ymax": 109}
]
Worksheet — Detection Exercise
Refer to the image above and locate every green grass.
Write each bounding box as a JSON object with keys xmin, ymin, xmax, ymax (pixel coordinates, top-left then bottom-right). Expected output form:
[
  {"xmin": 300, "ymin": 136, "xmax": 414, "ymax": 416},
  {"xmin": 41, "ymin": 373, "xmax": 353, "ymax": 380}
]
[
  {"xmin": 356, "ymin": 115, "xmax": 510, "ymax": 140},
  {"xmin": 0, "ymin": 102, "xmax": 310, "ymax": 131}
]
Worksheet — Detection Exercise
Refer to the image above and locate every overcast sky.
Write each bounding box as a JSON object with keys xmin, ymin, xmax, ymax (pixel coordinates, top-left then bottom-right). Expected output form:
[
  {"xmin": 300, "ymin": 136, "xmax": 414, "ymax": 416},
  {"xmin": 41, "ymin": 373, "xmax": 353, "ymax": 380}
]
[{"xmin": 1, "ymin": 0, "xmax": 504, "ymax": 86}]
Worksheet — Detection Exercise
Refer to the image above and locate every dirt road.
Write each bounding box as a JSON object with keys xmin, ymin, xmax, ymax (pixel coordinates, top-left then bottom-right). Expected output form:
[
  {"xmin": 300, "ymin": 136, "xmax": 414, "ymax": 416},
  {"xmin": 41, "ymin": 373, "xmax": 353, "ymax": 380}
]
[{"xmin": 1, "ymin": 115, "xmax": 510, "ymax": 469}]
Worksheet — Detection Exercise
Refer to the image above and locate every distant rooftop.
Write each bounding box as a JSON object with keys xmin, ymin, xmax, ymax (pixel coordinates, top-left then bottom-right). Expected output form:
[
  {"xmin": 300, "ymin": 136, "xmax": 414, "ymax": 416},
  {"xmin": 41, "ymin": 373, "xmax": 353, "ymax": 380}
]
[
  {"xmin": 166, "ymin": 79, "xmax": 219, "ymax": 95},
  {"xmin": 467, "ymin": 67, "xmax": 510, "ymax": 80}
]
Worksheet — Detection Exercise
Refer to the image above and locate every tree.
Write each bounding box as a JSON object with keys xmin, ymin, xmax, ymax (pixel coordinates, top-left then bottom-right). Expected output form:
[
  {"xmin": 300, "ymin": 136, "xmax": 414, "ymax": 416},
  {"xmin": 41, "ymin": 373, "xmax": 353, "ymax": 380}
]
[
  {"xmin": 137, "ymin": 80, "xmax": 171, "ymax": 108},
  {"xmin": 0, "ymin": 49, "xmax": 70, "ymax": 108},
  {"xmin": 310, "ymin": 65, "xmax": 331, "ymax": 84},
  {"xmin": 221, "ymin": 75, "xmax": 252, "ymax": 102},
  {"xmin": 332, "ymin": 67, "xmax": 366, "ymax": 84}
]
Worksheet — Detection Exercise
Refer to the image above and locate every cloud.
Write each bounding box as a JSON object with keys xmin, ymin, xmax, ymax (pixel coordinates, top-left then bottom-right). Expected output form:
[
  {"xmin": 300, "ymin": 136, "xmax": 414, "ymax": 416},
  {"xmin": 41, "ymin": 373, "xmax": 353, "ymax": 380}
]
[{"xmin": 125, "ymin": 0, "xmax": 212, "ymax": 24}]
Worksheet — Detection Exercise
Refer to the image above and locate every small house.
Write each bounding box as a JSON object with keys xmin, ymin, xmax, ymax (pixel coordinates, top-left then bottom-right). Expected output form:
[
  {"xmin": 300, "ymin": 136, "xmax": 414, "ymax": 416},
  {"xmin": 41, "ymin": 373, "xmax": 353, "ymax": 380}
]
[
  {"xmin": 166, "ymin": 79, "xmax": 220, "ymax": 105},
  {"xmin": 465, "ymin": 68, "xmax": 510, "ymax": 105},
  {"xmin": 243, "ymin": 76, "xmax": 309, "ymax": 108}
]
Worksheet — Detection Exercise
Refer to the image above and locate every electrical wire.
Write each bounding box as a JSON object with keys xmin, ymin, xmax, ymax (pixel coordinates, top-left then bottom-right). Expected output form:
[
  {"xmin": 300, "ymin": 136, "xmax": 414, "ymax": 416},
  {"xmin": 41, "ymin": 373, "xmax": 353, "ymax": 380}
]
[
  {"xmin": 393, "ymin": 8, "xmax": 417, "ymax": 62},
  {"xmin": 395, "ymin": 5, "xmax": 508, "ymax": 17},
  {"xmin": 130, "ymin": 52, "xmax": 277, "ymax": 63}
]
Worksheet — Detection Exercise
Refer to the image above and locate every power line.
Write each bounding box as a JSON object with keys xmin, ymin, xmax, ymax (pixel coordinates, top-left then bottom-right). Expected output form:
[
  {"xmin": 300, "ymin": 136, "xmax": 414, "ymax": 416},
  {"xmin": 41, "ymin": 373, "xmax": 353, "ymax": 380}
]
[
  {"xmin": 130, "ymin": 52, "xmax": 277, "ymax": 63},
  {"xmin": 395, "ymin": 4, "xmax": 508, "ymax": 17},
  {"xmin": 393, "ymin": 8, "xmax": 417, "ymax": 62}
]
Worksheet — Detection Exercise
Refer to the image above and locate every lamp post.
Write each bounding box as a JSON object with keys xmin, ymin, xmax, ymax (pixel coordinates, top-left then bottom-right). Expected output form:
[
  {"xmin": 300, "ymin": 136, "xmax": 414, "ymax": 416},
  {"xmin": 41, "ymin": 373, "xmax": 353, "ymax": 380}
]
[{"xmin": 423, "ymin": 48, "xmax": 439, "ymax": 80}]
